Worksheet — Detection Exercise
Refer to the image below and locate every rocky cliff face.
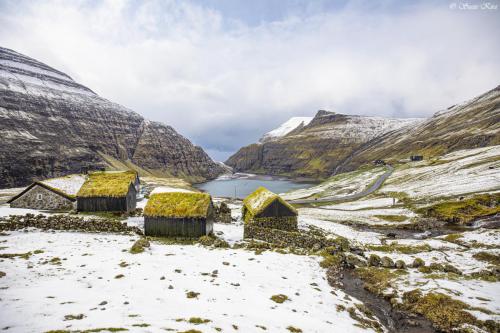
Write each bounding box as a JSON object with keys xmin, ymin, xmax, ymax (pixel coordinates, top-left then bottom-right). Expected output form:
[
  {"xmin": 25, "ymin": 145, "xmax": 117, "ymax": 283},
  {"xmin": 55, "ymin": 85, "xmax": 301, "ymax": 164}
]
[
  {"xmin": 0, "ymin": 47, "xmax": 224, "ymax": 188},
  {"xmin": 226, "ymin": 111, "xmax": 422, "ymax": 179}
]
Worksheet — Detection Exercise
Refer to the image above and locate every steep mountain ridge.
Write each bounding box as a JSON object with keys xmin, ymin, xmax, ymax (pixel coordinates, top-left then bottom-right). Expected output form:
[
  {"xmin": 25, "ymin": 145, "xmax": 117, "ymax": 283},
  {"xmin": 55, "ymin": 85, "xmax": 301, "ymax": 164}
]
[
  {"xmin": 0, "ymin": 47, "xmax": 224, "ymax": 188},
  {"xmin": 338, "ymin": 85, "xmax": 500, "ymax": 172},
  {"xmin": 226, "ymin": 111, "xmax": 422, "ymax": 179}
]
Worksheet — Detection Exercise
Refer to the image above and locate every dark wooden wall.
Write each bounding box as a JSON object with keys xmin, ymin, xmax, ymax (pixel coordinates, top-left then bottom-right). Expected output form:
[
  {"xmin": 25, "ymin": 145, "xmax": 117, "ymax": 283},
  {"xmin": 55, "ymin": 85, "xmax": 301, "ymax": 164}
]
[
  {"xmin": 144, "ymin": 217, "xmax": 213, "ymax": 237},
  {"xmin": 77, "ymin": 185, "xmax": 137, "ymax": 212},
  {"xmin": 257, "ymin": 199, "xmax": 297, "ymax": 218}
]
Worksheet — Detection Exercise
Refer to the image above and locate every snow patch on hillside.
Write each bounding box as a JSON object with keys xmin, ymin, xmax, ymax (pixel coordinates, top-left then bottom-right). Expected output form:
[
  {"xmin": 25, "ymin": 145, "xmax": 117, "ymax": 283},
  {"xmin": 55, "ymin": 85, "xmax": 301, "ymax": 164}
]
[{"xmin": 260, "ymin": 116, "xmax": 313, "ymax": 142}]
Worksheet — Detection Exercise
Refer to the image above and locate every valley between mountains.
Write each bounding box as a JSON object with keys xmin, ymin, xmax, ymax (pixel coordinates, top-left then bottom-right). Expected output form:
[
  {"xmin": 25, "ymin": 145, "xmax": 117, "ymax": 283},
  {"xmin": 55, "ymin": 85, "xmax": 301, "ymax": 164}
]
[{"xmin": 0, "ymin": 46, "xmax": 499, "ymax": 333}]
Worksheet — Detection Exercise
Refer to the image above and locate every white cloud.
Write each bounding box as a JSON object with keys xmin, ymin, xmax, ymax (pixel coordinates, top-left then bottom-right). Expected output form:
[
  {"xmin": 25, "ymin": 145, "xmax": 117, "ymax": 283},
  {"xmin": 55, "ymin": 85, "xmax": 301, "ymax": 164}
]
[{"xmin": 1, "ymin": 0, "xmax": 499, "ymax": 160}]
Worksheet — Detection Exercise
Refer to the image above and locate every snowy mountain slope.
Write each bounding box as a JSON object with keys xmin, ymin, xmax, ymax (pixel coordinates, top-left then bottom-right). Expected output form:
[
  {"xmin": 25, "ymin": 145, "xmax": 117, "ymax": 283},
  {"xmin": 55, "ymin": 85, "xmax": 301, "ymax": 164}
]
[
  {"xmin": 0, "ymin": 47, "xmax": 224, "ymax": 188},
  {"xmin": 339, "ymin": 85, "xmax": 500, "ymax": 172},
  {"xmin": 259, "ymin": 116, "xmax": 313, "ymax": 143},
  {"xmin": 226, "ymin": 110, "xmax": 423, "ymax": 179}
]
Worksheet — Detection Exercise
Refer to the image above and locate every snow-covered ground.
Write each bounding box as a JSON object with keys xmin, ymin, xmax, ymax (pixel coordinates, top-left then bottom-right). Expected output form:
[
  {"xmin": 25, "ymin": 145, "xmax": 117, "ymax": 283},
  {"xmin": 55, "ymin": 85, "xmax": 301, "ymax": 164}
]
[
  {"xmin": 0, "ymin": 231, "xmax": 378, "ymax": 333},
  {"xmin": 381, "ymin": 145, "xmax": 500, "ymax": 199},
  {"xmin": 41, "ymin": 174, "xmax": 87, "ymax": 196},
  {"xmin": 282, "ymin": 167, "xmax": 386, "ymax": 200}
]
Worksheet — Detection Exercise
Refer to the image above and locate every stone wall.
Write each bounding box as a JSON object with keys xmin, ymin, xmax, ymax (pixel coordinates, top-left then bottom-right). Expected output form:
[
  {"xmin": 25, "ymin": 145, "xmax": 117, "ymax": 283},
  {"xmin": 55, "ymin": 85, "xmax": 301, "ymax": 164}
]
[
  {"xmin": 10, "ymin": 185, "xmax": 74, "ymax": 210},
  {"xmin": 243, "ymin": 225, "xmax": 341, "ymax": 250},
  {"xmin": 247, "ymin": 216, "xmax": 298, "ymax": 231},
  {"xmin": 0, "ymin": 214, "xmax": 142, "ymax": 235}
]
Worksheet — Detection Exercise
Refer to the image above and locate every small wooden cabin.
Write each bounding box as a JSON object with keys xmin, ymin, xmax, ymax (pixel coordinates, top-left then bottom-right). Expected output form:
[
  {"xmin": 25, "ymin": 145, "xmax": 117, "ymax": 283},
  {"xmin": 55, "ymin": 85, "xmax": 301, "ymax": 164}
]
[
  {"xmin": 7, "ymin": 174, "xmax": 86, "ymax": 210},
  {"xmin": 144, "ymin": 192, "xmax": 214, "ymax": 237},
  {"xmin": 76, "ymin": 171, "xmax": 138, "ymax": 212},
  {"xmin": 242, "ymin": 187, "xmax": 298, "ymax": 231}
]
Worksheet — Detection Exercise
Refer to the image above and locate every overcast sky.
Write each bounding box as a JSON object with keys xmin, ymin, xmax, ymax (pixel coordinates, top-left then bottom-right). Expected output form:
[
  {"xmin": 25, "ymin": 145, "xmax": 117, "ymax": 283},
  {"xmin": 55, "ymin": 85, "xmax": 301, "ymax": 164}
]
[{"xmin": 1, "ymin": 0, "xmax": 499, "ymax": 161}]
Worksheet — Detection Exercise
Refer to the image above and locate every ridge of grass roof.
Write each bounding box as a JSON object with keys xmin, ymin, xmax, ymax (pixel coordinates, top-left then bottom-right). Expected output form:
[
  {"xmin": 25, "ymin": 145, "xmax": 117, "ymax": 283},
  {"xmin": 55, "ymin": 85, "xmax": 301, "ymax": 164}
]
[
  {"xmin": 243, "ymin": 186, "xmax": 297, "ymax": 216},
  {"xmin": 144, "ymin": 192, "xmax": 212, "ymax": 218},
  {"xmin": 77, "ymin": 171, "xmax": 137, "ymax": 198}
]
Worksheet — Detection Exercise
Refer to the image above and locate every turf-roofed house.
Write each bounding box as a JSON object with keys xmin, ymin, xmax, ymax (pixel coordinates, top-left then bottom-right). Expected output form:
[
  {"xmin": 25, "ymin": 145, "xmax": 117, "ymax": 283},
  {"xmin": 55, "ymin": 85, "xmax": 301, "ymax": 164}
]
[
  {"xmin": 7, "ymin": 174, "xmax": 86, "ymax": 210},
  {"xmin": 144, "ymin": 192, "xmax": 215, "ymax": 237},
  {"xmin": 242, "ymin": 187, "xmax": 298, "ymax": 238},
  {"xmin": 76, "ymin": 171, "xmax": 138, "ymax": 212}
]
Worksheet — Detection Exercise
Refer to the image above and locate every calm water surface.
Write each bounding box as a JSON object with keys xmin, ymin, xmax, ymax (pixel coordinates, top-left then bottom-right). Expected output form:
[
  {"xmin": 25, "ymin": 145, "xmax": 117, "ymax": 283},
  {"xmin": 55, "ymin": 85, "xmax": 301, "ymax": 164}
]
[{"xmin": 194, "ymin": 173, "xmax": 316, "ymax": 199}]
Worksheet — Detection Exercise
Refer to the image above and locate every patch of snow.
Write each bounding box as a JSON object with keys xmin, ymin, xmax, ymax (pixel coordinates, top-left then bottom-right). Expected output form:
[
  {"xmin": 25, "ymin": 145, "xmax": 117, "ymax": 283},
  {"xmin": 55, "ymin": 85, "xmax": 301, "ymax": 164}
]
[
  {"xmin": 0, "ymin": 204, "xmax": 48, "ymax": 217},
  {"xmin": 150, "ymin": 186, "xmax": 194, "ymax": 195},
  {"xmin": 41, "ymin": 174, "xmax": 86, "ymax": 196},
  {"xmin": 0, "ymin": 230, "xmax": 379, "ymax": 332},
  {"xmin": 260, "ymin": 117, "xmax": 313, "ymax": 142}
]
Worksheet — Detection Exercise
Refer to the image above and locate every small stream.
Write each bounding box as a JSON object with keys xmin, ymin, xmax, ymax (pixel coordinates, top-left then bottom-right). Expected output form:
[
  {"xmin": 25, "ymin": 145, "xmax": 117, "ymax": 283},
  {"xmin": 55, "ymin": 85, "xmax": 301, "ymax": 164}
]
[{"xmin": 341, "ymin": 270, "xmax": 437, "ymax": 333}]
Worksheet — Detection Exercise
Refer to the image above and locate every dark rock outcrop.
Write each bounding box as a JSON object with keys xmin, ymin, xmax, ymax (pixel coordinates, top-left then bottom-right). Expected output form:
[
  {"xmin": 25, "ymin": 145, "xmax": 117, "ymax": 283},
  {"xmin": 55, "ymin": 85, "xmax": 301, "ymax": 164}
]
[{"xmin": 0, "ymin": 47, "xmax": 224, "ymax": 188}]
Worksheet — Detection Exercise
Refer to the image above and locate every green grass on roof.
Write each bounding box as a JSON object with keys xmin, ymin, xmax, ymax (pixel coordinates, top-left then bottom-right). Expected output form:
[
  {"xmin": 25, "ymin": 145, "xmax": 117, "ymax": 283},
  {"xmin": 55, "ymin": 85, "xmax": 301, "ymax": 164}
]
[
  {"xmin": 144, "ymin": 192, "xmax": 212, "ymax": 218},
  {"xmin": 243, "ymin": 186, "xmax": 297, "ymax": 216},
  {"xmin": 77, "ymin": 171, "xmax": 137, "ymax": 198}
]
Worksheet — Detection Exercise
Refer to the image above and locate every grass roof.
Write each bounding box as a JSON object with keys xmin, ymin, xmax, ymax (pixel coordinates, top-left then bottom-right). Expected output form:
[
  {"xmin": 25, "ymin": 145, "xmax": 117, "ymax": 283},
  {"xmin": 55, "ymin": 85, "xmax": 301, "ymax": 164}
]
[
  {"xmin": 144, "ymin": 192, "xmax": 212, "ymax": 218},
  {"xmin": 77, "ymin": 171, "xmax": 137, "ymax": 198},
  {"xmin": 243, "ymin": 186, "xmax": 297, "ymax": 216}
]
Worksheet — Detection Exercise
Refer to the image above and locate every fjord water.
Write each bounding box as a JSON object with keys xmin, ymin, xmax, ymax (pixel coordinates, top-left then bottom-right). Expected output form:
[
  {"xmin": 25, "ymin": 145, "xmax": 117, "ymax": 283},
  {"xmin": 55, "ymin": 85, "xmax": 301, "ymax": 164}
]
[{"xmin": 194, "ymin": 173, "xmax": 316, "ymax": 198}]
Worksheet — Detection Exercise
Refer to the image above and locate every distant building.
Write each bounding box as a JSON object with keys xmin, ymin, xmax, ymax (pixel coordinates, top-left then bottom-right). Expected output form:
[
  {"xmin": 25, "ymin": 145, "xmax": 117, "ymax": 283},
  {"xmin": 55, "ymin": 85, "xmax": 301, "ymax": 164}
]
[
  {"xmin": 76, "ymin": 171, "xmax": 138, "ymax": 212},
  {"xmin": 143, "ymin": 192, "xmax": 214, "ymax": 237},
  {"xmin": 410, "ymin": 155, "xmax": 424, "ymax": 161},
  {"xmin": 7, "ymin": 174, "xmax": 86, "ymax": 210},
  {"xmin": 242, "ymin": 187, "xmax": 298, "ymax": 236},
  {"xmin": 374, "ymin": 159, "xmax": 386, "ymax": 165}
]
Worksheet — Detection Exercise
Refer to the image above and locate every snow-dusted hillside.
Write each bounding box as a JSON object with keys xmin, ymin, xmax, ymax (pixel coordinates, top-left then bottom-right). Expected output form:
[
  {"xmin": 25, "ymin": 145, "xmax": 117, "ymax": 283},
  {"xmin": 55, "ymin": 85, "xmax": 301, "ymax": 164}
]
[
  {"xmin": 259, "ymin": 116, "xmax": 313, "ymax": 143},
  {"xmin": 226, "ymin": 110, "xmax": 423, "ymax": 178}
]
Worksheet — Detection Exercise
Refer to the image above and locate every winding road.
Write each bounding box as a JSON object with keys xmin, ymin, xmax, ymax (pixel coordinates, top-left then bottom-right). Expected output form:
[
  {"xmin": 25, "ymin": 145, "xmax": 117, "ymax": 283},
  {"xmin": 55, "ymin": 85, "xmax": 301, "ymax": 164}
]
[{"xmin": 290, "ymin": 165, "xmax": 394, "ymax": 204}]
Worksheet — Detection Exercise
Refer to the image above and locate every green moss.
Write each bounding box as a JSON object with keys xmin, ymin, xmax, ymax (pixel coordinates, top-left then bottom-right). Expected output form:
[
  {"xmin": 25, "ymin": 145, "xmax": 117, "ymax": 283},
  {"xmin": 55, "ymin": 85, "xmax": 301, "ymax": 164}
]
[
  {"xmin": 77, "ymin": 171, "xmax": 137, "ymax": 198},
  {"xmin": 367, "ymin": 242, "xmax": 431, "ymax": 254},
  {"xmin": 286, "ymin": 326, "xmax": 303, "ymax": 333},
  {"xmin": 355, "ymin": 267, "xmax": 406, "ymax": 295},
  {"xmin": 186, "ymin": 291, "xmax": 200, "ymax": 299},
  {"xmin": 418, "ymin": 193, "xmax": 500, "ymax": 224},
  {"xmin": 144, "ymin": 192, "xmax": 211, "ymax": 218},
  {"xmin": 177, "ymin": 330, "xmax": 202, "ymax": 333},
  {"xmin": 188, "ymin": 317, "xmax": 211, "ymax": 324},
  {"xmin": 270, "ymin": 294, "xmax": 288, "ymax": 303},
  {"xmin": 374, "ymin": 215, "xmax": 408, "ymax": 222},
  {"xmin": 82, "ymin": 329, "xmax": 128, "ymax": 332},
  {"xmin": 242, "ymin": 187, "xmax": 296, "ymax": 222},
  {"xmin": 443, "ymin": 233, "xmax": 463, "ymax": 243},
  {"xmin": 401, "ymin": 290, "xmax": 478, "ymax": 332},
  {"xmin": 131, "ymin": 324, "xmax": 150, "ymax": 327},
  {"xmin": 0, "ymin": 252, "xmax": 32, "ymax": 259},
  {"xmin": 130, "ymin": 238, "xmax": 150, "ymax": 254},
  {"xmin": 473, "ymin": 251, "xmax": 500, "ymax": 266},
  {"xmin": 319, "ymin": 252, "xmax": 344, "ymax": 269}
]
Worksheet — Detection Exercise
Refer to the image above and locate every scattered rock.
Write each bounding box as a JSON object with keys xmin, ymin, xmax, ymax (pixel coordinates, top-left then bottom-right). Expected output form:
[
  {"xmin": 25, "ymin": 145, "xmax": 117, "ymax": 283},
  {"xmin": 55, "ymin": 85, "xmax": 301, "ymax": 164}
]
[
  {"xmin": 395, "ymin": 260, "xmax": 406, "ymax": 269},
  {"xmin": 412, "ymin": 258, "xmax": 425, "ymax": 268},
  {"xmin": 381, "ymin": 256, "xmax": 395, "ymax": 268}
]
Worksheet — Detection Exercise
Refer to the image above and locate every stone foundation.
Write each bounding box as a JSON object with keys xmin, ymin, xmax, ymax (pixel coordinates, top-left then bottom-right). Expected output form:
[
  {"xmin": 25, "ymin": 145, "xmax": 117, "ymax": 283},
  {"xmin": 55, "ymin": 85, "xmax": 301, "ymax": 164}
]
[
  {"xmin": 243, "ymin": 224, "xmax": 341, "ymax": 250},
  {"xmin": 246, "ymin": 216, "xmax": 297, "ymax": 231},
  {"xmin": 0, "ymin": 214, "xmax": 142, "ymax": 235}
]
